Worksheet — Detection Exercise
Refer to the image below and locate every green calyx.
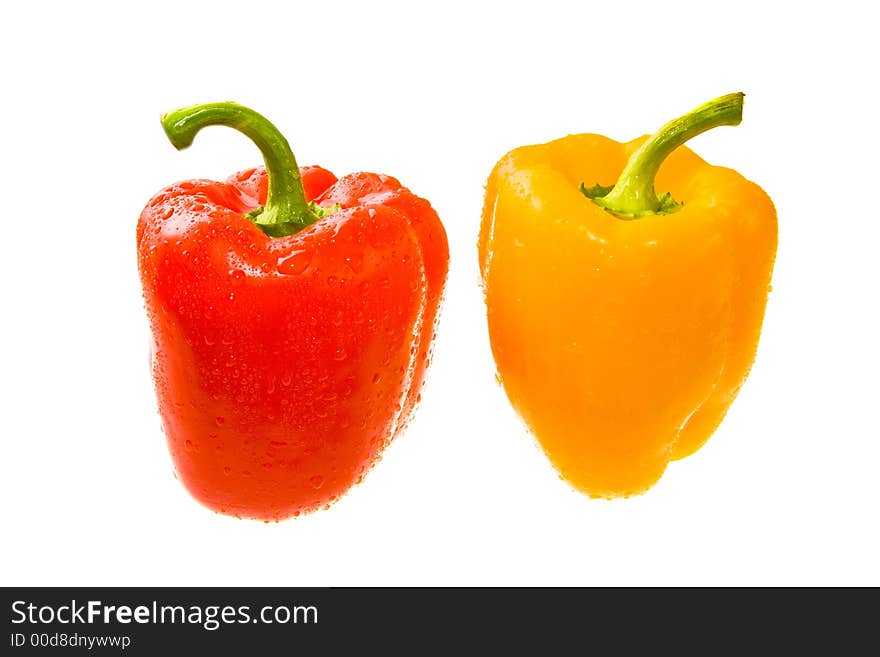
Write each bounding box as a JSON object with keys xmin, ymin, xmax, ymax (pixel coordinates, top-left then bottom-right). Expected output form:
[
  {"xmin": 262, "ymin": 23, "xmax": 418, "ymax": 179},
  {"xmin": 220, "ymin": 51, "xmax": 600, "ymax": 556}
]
[
  {"xmin": 161, "ymin": 102, "xmax": 321, "ymax": 237},
  {"xmin": 246, "ymin": 202, "xmax": 340, "ymax": 237},
  {"xmin": 582, "ymin": 92, "xmax": 745, "ymax": 218}
]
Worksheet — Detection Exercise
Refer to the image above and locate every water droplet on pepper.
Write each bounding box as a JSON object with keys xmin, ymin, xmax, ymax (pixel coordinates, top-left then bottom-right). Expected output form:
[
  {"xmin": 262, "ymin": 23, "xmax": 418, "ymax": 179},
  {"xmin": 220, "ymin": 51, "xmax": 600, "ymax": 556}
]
[{"xmin": 277, "ymin": 250, "xmax": 312, "ymax": 275}]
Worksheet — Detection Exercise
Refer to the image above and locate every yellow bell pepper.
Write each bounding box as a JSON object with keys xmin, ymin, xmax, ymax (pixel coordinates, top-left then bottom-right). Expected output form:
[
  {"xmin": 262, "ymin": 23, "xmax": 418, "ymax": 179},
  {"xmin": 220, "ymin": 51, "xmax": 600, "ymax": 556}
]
[{"xmin": 479, "ymin": 93, "xmax": 777, "ymax": 497}]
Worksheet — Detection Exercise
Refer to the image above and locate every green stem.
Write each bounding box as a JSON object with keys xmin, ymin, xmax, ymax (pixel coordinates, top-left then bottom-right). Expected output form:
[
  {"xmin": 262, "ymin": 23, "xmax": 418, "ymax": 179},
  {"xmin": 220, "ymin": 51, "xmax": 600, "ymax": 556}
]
[
  {"xmin": 161, "ymin": 102, "xmax": 317, "ymax": 237},
  {"xmin": 587, "ymin": 92, "xmax": 745, "ymax": 218}
]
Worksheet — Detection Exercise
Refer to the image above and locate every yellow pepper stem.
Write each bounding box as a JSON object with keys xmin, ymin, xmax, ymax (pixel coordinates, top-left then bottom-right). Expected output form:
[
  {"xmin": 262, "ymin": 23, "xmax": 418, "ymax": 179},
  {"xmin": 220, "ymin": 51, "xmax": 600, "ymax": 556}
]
[{"xmin": 588, "ymin": 92, "xmax": 745, "ymax": 218}]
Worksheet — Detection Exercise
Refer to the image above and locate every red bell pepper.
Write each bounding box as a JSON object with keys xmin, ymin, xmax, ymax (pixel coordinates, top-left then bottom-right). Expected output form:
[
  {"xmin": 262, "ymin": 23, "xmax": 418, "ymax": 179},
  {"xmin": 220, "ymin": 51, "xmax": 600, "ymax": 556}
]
[{"xmin": 137, "ymin": 102, "xmax": 448, "ymax": 520}]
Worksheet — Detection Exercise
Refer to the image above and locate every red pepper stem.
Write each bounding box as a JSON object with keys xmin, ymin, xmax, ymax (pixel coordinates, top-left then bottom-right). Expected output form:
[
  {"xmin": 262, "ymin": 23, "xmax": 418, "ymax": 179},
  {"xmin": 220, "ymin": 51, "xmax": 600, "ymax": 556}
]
[
  {"xmin": 592, "ymin": 92, "xmax": 745, "ymax": 218},
  {"xmin": 161, "ymin": 102, "xmax": 316, "ymax": 236}
]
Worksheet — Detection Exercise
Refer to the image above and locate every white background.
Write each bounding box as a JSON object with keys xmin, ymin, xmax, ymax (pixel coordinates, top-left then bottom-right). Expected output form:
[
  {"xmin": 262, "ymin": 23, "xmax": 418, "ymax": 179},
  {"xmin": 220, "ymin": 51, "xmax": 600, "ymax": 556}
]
[{"xmin": 1, "ymin": 1, "xmax": 877, "ymax": 586}]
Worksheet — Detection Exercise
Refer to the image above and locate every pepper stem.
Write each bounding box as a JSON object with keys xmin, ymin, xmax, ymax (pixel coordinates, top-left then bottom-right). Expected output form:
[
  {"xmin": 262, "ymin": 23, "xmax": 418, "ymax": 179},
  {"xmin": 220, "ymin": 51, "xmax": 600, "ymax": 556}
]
[
  {"xmin": 161, "ymin": 102, "xmax": 317, "ymax": 236},
  {"xmin": 586, "ymin": 92, "xmax": 745, "ymax": 218}
]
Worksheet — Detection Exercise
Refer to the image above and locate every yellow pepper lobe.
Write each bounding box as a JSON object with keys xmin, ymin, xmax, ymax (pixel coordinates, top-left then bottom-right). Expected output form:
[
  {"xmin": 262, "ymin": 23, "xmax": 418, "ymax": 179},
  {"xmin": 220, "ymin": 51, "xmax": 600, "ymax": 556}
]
[{"xmin": 478, "ymin": 133, "xmax": 777, "ymax": 498}]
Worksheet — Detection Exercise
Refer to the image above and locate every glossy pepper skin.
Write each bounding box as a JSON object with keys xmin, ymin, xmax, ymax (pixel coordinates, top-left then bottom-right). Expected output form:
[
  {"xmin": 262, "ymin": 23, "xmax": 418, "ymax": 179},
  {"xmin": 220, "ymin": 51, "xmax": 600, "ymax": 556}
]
[
  {"xmin": 479, "ymin": 93, "xmax": 776, "ymax": 498},
  {"xmin": 137, "ymin": 103, "xmax": 448, "ymax": 520}
]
